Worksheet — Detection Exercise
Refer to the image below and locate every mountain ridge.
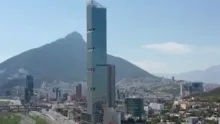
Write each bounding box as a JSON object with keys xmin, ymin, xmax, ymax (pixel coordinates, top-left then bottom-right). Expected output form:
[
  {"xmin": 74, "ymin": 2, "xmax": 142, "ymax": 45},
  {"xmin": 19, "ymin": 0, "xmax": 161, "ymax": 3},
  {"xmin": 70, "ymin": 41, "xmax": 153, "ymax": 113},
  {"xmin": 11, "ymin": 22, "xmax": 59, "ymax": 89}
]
[
  {"xmin": 0, "ymin": 31, "xmax": 158, "ymax": 88},
  {"xmin": 156, "ymin": 64, "xmax": 220, "ymax": 83}
]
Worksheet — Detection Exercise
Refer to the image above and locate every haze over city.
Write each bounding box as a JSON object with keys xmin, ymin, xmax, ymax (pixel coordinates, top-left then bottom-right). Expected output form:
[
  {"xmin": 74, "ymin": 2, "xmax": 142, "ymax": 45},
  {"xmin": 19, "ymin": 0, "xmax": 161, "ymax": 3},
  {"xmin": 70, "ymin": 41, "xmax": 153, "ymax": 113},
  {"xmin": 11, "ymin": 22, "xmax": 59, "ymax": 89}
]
[{"xmin": 1, "ymin": 0, "xmax": 220, "ymax": 74}]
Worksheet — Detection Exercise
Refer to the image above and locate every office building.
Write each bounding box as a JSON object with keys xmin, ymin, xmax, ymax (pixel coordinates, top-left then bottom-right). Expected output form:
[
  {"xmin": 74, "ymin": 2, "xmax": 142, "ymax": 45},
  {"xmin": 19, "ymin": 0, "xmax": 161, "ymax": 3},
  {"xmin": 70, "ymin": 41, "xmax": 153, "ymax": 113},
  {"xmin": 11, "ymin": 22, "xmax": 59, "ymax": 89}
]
[
  {"xmin": 102, "ymin": 64, "xmax": 118, "ymax": 124},
  {"xmin": 107, "ymin": 64, "xmax": 116, "ymax": 108},
  {"xmin": 180, "ymin": 83, "xmax": 183, "ymax": 97},
  {"xmin": 191, "ymin": 82, "xmax": 204, "ymax": 92},
  {"xmin": 52, "ymin": 87, "xmax": 61, "ymax": 100},
  {"xmin": 116, "ymin": 89, "xmax": 120, "ymax": 100},
  {"xmin": 26, "ymin": 75, "xmax": 34, "ymax": 96},
  {"xmin": 124, "ymin": 97, "xmax": 144, "ymax": 117},
  {"xmin": 182, "ymin": 82, "xmax": 204, "ymax": 96},
  {"xmin": 76, "ymin": 84, "xmax": 82, "ymax": 98},
  {"xmin": 81, "ymin": 0, "xmax": 107, "ymax": 124},
  {"xmin": 24, "ymin": 75, "xmax": 34, "ymax": 102},
  {"xmin": 24, "ymin": 88, "xmax": 29, "ymax": 102},
  {"xmin": 172, "ymin": 76, "xmax": 175, "ymax": 83}
]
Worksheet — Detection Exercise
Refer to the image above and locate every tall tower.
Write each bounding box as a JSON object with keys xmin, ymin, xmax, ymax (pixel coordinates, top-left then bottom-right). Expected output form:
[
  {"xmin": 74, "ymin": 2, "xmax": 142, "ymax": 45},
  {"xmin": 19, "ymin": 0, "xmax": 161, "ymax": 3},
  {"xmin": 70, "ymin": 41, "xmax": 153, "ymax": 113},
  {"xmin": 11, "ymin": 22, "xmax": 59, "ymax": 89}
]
[
  {"xmin": 106, "ymin": 64, "xmax": 116, "ymax": 108},
  {"xmin": 24, "ymin": 75, "xmax": 34, "ymax": 102},
  {"xmin": 26, "ymin": 75, "xmax": 34, "ymax": 96},
  {"xmin": 180, "ymin": 83, "xmax": 183, "ymax": 97},
  {"xmin": 76, "ymin": 84, "xmax": 82, "ymax": 98},
  {"xmin": 85, "ymin": 0, "xmax": 107, "ymax": 124}
]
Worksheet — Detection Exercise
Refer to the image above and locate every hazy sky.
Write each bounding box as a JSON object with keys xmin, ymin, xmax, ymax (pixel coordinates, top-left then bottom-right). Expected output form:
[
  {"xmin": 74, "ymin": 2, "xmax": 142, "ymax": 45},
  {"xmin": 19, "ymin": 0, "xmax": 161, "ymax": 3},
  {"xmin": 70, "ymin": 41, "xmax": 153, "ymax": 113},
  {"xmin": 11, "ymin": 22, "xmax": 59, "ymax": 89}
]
[{"xmin": 1, "ymin": 0, "xmax": 220, "ymax": 74}]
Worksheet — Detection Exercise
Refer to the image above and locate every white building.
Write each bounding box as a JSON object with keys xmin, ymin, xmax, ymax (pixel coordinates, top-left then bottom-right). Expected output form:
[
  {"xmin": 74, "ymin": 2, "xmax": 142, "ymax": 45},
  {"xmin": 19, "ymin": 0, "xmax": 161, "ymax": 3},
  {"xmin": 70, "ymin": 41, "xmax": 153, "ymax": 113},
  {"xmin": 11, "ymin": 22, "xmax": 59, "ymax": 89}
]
[
  {"xmin": 149, "ymin": 103, "xmax": 164, "ymax": 111},
  {"xmin": 144, "ymin": 106, "xmax": 149, "ymax": 115}
]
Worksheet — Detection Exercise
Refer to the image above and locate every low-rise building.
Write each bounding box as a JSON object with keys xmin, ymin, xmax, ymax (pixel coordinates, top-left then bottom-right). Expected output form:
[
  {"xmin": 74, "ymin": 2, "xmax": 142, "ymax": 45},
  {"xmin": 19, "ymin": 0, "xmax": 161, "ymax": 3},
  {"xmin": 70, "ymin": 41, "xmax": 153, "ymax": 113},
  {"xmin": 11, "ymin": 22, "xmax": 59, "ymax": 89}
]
[{"xmin": 149, "ymin": 103, "xmax": 164, "ymax": 111}]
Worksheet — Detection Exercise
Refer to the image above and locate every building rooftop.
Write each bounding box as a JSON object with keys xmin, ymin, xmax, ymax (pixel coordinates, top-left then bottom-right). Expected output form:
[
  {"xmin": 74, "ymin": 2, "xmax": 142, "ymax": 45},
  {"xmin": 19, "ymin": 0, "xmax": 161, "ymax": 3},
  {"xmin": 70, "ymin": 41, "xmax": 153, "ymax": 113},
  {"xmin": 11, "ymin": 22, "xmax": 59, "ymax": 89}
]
[{"xmin": 87, "ymin": 0, "xmax": 105, "ymax": 8}]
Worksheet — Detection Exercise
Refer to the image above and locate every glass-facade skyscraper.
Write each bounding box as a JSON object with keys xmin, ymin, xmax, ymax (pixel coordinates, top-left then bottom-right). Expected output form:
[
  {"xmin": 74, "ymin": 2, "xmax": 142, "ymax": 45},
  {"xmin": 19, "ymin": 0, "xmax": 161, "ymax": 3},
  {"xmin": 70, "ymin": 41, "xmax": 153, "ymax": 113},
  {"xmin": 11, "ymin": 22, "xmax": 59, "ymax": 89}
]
[
  {"xmin": 26, "ymin": 75, "xmax": 34, "ymax": 96},
  {"xmin": 84, "ymin": 0, "xmax": 107, "ymax": 124}
]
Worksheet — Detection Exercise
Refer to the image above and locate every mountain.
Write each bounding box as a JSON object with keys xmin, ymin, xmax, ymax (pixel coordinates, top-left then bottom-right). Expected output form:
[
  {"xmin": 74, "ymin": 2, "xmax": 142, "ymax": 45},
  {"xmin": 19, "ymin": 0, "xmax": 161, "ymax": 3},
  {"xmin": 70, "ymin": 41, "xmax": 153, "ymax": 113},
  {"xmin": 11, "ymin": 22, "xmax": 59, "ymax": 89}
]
[
  {"xmin": 172, "ymin": 65, "xmax": 220, "ymax": 83},
  {"xmin": 0, "ymin": 32, "xmax": 158, "ymax": 88}
]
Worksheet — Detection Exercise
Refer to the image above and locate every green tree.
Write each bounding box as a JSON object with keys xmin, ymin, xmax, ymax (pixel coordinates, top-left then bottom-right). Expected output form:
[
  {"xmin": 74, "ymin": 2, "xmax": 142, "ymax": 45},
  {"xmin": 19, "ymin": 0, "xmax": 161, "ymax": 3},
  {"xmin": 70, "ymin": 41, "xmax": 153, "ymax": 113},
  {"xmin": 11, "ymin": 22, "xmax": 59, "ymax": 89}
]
[{"xmin": 150, "ymin": 117, "xmax": 160, "ymax": 124}]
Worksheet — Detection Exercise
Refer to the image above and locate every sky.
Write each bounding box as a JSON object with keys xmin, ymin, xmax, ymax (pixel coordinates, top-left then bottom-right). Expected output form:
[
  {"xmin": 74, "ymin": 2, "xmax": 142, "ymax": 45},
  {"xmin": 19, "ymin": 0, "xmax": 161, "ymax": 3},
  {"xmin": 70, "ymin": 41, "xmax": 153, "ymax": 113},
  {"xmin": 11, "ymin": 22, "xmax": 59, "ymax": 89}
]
[{"xmin": 0, "ymin": 0, "xmax": 220, "ymax": 74}]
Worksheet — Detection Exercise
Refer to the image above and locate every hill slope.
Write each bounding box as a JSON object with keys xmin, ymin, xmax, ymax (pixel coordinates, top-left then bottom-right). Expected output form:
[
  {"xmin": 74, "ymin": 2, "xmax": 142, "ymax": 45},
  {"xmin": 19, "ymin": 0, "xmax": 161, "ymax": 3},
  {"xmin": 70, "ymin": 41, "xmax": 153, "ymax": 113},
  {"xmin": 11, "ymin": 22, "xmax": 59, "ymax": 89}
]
[
  {"xmin": 174, "ymin": 65, "xmax": 220, "ymax": 83},
  {"xmin": 0, "ymin": 32, "xmax": 157, "ymax": 87},
  {"xmin": 189, "ymin": 86, "xmax": 220, "ymax": 100}
]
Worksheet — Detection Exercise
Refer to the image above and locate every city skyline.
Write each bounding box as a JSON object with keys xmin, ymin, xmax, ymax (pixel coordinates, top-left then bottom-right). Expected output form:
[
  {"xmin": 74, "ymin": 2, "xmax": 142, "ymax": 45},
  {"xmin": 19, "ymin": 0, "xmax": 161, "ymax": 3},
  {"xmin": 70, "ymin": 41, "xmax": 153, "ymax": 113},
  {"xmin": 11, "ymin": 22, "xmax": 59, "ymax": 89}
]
[{"xmin": 1, "ymin": 0, "xmax": 220, "ymax": 74}]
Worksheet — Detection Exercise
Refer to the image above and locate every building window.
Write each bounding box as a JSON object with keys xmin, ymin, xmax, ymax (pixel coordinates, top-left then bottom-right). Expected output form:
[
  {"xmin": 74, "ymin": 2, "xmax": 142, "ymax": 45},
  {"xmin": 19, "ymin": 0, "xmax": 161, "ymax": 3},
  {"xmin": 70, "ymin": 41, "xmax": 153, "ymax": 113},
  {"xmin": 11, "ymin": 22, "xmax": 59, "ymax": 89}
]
[
  {"xmin": 88, "ymin": 87, "xmax": 95, "ymax": 91},
  {"xmin": 87, "ymin": 47, "xmax": 95, "ymax": 52},
  {"xmin": 88, "ymin": 28, "xmax": 95, "ymax": 31},
  {"xmin": 87, "ymin": 68, "xmax": 95, "ymax": 72}
]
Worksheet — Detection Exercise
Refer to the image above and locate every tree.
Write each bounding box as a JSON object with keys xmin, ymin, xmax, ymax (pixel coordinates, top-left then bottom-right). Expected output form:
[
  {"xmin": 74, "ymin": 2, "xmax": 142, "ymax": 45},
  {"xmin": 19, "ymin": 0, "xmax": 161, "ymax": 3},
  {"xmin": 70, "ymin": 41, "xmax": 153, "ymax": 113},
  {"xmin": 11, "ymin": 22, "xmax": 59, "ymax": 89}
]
[
  {"xmin": 204, "ymin": 120, "xmax": 218, "ymax": 124},
  {"xmin": 168, "ymin": 116, "xmax": 181, "ymax": 124},
  {"xmin": 162, "ymin": 115, "xmax": 170, "ymax": 122},
  {"xmin": 150, "ymin": 117, "xmax": 160, "ymax": 124},
  {"xmin": 190, "ymin": 111, "xmax": 201, "ymax": 117}
]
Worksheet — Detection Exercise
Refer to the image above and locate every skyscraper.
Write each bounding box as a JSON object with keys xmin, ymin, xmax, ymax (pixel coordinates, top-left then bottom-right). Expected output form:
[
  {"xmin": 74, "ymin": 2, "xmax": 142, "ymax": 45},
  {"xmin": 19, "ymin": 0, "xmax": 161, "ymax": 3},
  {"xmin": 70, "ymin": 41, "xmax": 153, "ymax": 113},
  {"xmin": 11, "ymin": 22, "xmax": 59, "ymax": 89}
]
[
  {"xmin": 24, "ymin": 88, "xmax": 29, "ymax": 102},
  {"xmin": 83, "ymin": 0, "xmax": 107, "ymax": 124},
  {"xmin": 106, "ymin": 64, "xmax": 116, "ymax": 108},
  {"xmin": 180, "ymin": 83, "xmax": 183, "ymax": 97},
  {"xmin": 26, "ymin": 75, "xmax": 34, "ymax": 96},
  {"xmin": 76, "ymin": 84, "xmax": 82, "ymax": 98},
  {"xmin": 24, "ymin": 75, "xmax": 34, "ymax": 102}
]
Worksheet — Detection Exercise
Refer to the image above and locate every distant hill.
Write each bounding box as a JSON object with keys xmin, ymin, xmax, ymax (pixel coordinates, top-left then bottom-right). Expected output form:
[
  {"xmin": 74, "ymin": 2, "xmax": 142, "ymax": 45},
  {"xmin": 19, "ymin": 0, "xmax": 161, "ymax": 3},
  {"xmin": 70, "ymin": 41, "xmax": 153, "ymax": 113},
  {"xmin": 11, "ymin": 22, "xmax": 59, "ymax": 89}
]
[
  {"xmin": 0, "ymin": 32, "xmax": 158, "ymax": 88},
  {"xmin": 187, "ymin": 86, "xmax": 220, "ymax": 100},
  {"xmin": 173, "ymin": 65, "xmax": 220, "ymax": 83},
  {"xmin": 156, "ymin": 65, "xmax": 220, "ymax": 84},
  {"xmin": 203, "ymin": 87, "xmax": 220, "ymax": 97}
]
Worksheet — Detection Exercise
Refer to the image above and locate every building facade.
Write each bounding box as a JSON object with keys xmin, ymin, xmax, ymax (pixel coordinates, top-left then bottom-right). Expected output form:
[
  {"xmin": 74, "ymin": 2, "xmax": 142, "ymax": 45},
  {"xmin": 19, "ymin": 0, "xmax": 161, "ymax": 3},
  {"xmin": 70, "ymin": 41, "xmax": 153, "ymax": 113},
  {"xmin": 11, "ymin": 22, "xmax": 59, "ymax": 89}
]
[
  {"xmin": 107, "ymin": 64, "xmax": 116, "ymax": 108},
  {"xmin": 76, "ymin": 84, "xmax": 82, "ymax": 98},
  {"xmin": 83, "ymin": 0, "xmax": 107, "ymax": 124},
  {"xmin": 24, "ymin": 75, "xmax": 34, "ymax": 102},
  {"xmin": 124, "ymin": 97, "xmax": 144, "ymax": 117},
  {"xmin": 149, "ymin": 103, "xmax": 164, "ymax": 111},
  {"xmin": 181, "ymin": 82, "xmax": 204, "ymax": 96},
  {"xmin": 26, "ymin": 75, "xmax": 34, "ymax": 96}
]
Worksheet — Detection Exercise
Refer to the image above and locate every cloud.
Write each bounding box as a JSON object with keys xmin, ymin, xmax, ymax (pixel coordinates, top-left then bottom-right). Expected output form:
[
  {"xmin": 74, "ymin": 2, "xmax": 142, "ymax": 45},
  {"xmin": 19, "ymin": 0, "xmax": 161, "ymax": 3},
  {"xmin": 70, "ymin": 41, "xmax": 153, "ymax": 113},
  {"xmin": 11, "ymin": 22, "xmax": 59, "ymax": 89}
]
[
  {"xmin": 131, "ymin": 60, "xmax": 168, "ymax": 73},
  {"xmin": 141, "ymin": 42, "xmax": 191, "ymax": 54}
]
